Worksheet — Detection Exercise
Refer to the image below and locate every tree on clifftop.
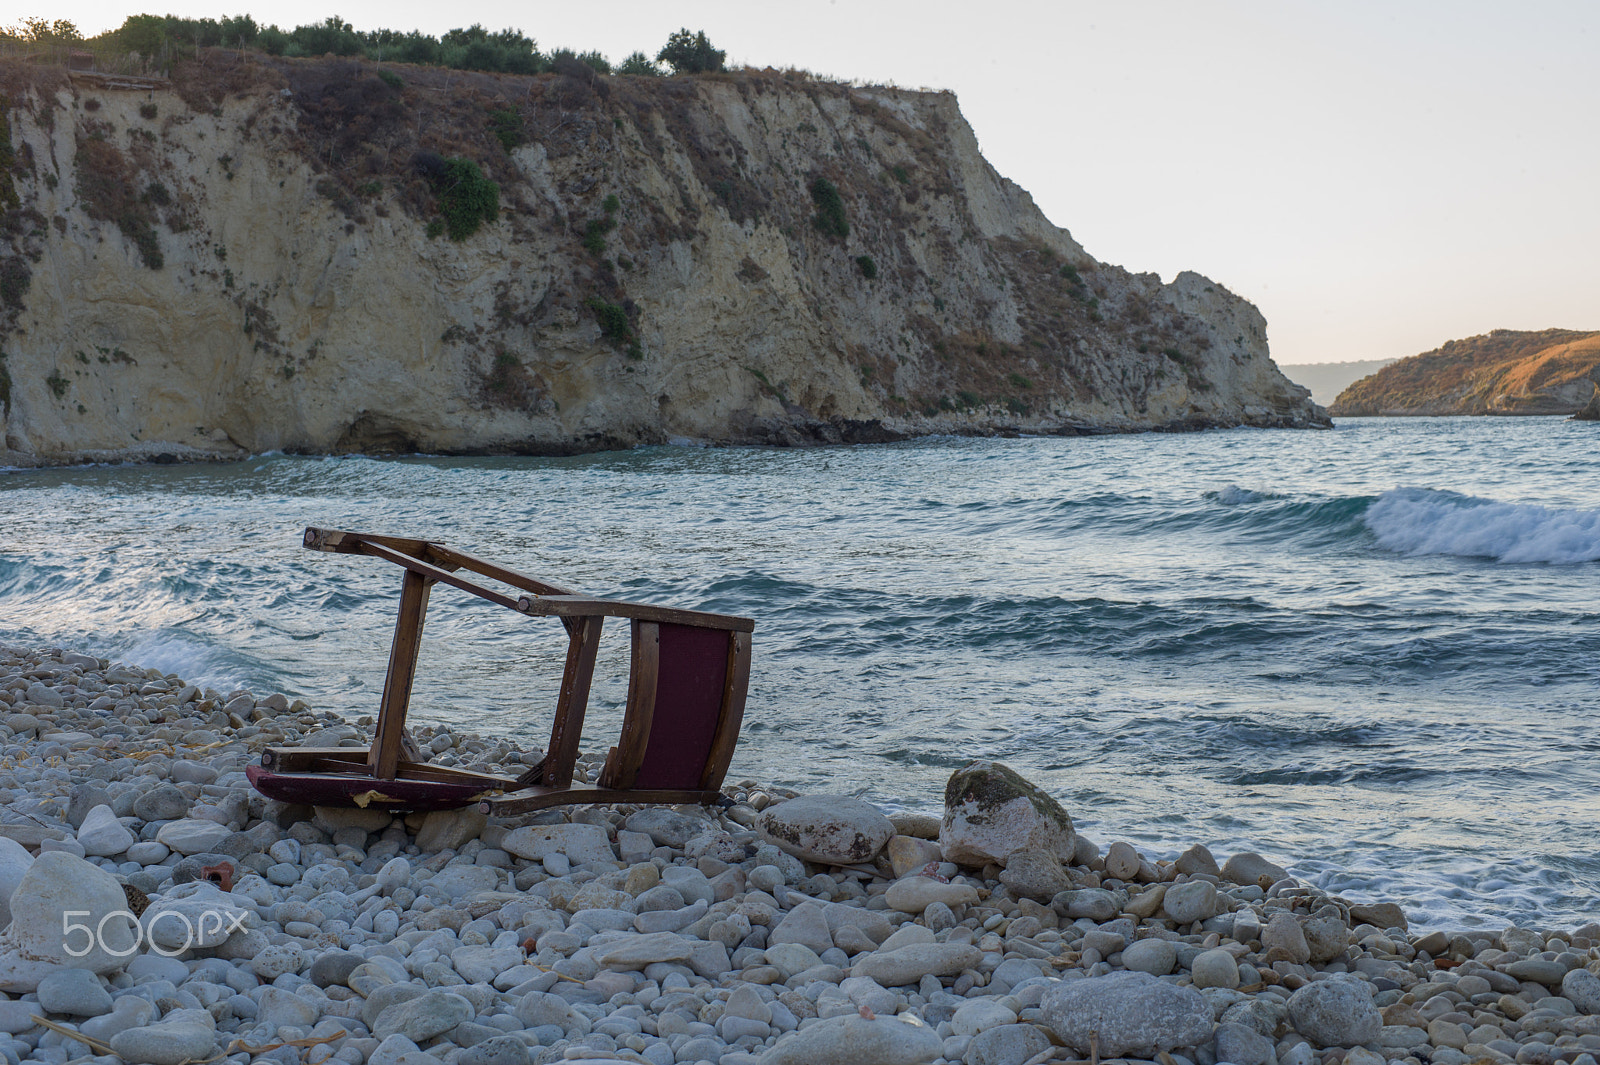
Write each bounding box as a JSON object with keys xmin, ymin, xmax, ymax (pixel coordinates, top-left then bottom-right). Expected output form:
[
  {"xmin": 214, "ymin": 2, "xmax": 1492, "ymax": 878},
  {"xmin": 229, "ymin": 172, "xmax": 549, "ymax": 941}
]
[
  {"xmin": 5, "ymin": 17, "xmax": 83, "ymax": 43},
  {"xmin": 655, "ymin": 28, "xmax": 724, "ymax": 74}
]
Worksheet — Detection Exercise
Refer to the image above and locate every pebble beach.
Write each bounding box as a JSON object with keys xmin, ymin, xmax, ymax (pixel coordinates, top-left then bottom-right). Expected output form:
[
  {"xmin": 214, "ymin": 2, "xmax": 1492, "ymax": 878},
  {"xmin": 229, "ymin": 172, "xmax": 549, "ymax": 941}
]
[{"xmin": 1, "ymin": 643, "xmax": 1598, "ymax": 1065}]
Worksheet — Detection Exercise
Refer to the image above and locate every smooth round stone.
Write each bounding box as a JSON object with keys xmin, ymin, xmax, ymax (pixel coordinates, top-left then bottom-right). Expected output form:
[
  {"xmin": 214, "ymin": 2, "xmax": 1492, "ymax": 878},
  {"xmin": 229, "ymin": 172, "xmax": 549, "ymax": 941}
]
[
  {"xmin": 851, "ymin": 943, "xmax": 984, "ymax": 986},
  {"xmin": 1562, "ymin": 968, "xmax": 1600, "ymax": 1013},
  {"xmin": 266, "ymin": 862, "xmax": 301, "ymax": 886},
  {"xmin": 761, "ymin": 1013, "xmax": 940, "ymax": 1065},
  {"xmin": 884, "ymin": 876, "xmax": 979, "ymax": 914},
  {"xmin": 154, "ymin": 819, "xmax": 231, "ymax": 856},
  {"xmin": 748, "ymin": 866, "xmax": 785, "ymax": 893},
  {"xmin": 966, "ymin": 1023, "xmax": 1054, "ymax": 1065},
  {"xmin": 132, "ymin": 786, "xmax": 190, "ymax": 823},
  {"xmin": 39, "ymin": 837, "xmax": 87, "ymax": 857},
  {"xmin": 308, "ymin": 950, "xmax": 364, "ymax": 989},
  {"xmin": 951, "ymin": 998, "xmax": 1018, "ymax": 1037},
  {"xmin": 76, "ymin": 805, "xmax": 136, "ymax": 858},
  {"xmin": 126, "ymin": 841, "xmax": 170, "ymax": 864},
  {"xmin": 1286, "ymin": 979, "xmax": 1382, "ymax": 1048},
  {"xmin": 1216, "ymin": 1021, "xmax": 1278, "ymax": 1065},
  {"xmin": 757, "ymin": 795, "xmax": 895, "ymax": 865},
  {"xmin": 109, "ymin": 1021, "xmax": 216, "ymax": 1065},
  {"xmin": 267, "ymin": 839, "xmax": 301, "ymax": 865},
  {"xmin": 252, "ymin": 944, "xmax": 307, "ymax": 980},
  {"xmin": 457, "ymin": 1035, "xmax": 535, "ymax": 1065},
  {"xmin": 126, "ymin": 954, "xmax": 189, "ymax": 983},
  {"xmin": 1041, "ymin": 972, "xmax": 1211, "ymax": 1058},
  {"xmin": 169, "ymin": 760, "xmax": 217, "ymax": 785},
  {"xmin": 1161, "ymin": 880, "xmax": 1218, "ymax": 925},
  {"xmin": 1190, "ymin": 948, "xmax": 1241, "ymax": 990},
  {"xmin": 1122, "ymin": 939, "xmax": 1178, "ymax": 976},
  {"xmin": 542, "ymin": 853, "xmax": 570, "ymax": 877},
  {"xmin": 1055, "ymin": 888, "xmax": 1120, "ymax": 922},
  {"xmin": 36, "ymin": 968, "xmax": 114, "ymax": 1016}
]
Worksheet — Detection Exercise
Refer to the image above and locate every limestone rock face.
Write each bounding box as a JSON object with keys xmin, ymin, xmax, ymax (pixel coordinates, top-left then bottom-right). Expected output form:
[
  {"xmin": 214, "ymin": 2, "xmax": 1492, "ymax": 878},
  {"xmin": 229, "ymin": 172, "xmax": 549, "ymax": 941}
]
[
  {"xmin": 940, "ymin": 760, "xmax": 1075, "ymax": 868},
  {"xmin": 0, "ymin": 58, "xmax": 1325, "ymax": 468}
]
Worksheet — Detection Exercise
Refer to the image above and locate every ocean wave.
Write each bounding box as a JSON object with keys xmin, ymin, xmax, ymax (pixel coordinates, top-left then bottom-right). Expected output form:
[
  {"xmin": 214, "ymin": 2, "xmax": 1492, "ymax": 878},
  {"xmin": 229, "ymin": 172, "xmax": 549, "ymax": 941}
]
[
  {"xmin": 1207, "ymin": 485, "xmax": 1280, "ymax": 505},
  {"xmin": 1364, "ymin": 488, "xmax": 1600, "ymax": 564}
]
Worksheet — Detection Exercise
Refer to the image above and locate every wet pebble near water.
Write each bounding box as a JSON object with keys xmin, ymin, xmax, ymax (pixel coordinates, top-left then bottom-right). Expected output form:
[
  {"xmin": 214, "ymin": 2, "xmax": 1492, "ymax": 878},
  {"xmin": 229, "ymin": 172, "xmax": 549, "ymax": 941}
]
[{"xmin": 0, "ymin": 643, "xmax": 1597, "ymax": 1065}]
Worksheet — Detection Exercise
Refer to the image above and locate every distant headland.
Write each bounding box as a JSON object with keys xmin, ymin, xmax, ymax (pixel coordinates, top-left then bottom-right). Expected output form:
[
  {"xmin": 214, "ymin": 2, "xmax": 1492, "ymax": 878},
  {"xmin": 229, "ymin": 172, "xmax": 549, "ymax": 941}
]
[{"xmin": 1329, "ymin": 329, "xmax": 1600, "ymax": 418}]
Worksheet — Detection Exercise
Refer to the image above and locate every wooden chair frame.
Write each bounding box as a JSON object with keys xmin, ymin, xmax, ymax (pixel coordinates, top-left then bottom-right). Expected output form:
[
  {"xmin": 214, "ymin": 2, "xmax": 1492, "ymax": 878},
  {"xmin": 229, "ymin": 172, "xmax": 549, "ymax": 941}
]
[{"xmin": 250, "ymin": 527, "xmax": 754, "ymax": 814}]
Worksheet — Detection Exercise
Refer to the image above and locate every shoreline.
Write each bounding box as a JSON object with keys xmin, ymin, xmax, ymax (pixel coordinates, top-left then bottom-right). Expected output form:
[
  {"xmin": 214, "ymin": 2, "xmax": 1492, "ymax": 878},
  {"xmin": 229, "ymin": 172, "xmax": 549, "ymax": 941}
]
[
  {"xmin": 0, "ymin": 416, "xmax": 1336, "ymax": 473},
  {"xmin": 1, "ymin": 643, "xmax": 1597, "ymax": 1065}
]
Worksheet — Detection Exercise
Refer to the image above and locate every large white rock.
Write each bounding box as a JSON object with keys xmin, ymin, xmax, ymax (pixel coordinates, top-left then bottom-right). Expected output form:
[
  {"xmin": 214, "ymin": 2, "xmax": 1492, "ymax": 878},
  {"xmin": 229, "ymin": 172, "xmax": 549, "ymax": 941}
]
[
  {"xmin": 850, "ymin": 942, "xmax": 984, "ymax": 986},
  {"xmin": 758, "ymin": 795, "xmax": 895, "ymax": 865},
  {"xmin": 0, "ymin": 852, "xmax": 138, "ymax": 991},
  {"xmin": 940, "ymin": 761, "xmax": 1076, "ymax": 868},
  {"xmin": 500, "ymin": 823, "xmax": 615, "ymax": 865},
  {"xmin": 1040, "ymin": 971, "xmax": 1213, "ymax": 1057},
  {"xmin": 0, "ymin": 837, "xmax": 35, "ymax": 928},
  {"xmin": 759, "ymin": 1012, "xmax": 941, "ymax": 1065},
  {"xmin": 77, "ymin": 805, "xmax": 135, "ymax": 858}
]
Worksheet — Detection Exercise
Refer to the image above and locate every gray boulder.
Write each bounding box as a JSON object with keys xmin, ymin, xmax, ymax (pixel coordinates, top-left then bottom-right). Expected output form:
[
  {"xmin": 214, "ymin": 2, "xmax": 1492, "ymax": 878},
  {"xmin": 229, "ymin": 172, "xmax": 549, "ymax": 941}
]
[
  {"xmin": 1041, "ymin": 971, "xmax": 1212, "ymax": 1057},
  {"xmin": 1285, "ymin": 978, "xmax": 1382, "ymax": 1047}
]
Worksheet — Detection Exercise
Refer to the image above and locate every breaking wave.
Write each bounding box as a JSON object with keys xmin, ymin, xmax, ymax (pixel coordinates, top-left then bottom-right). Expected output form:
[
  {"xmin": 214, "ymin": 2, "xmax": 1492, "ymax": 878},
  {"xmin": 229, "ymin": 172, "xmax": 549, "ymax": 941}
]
[{"xmin": 1364, "ymin": 488, "xmax": 1600, "ymax": 564}]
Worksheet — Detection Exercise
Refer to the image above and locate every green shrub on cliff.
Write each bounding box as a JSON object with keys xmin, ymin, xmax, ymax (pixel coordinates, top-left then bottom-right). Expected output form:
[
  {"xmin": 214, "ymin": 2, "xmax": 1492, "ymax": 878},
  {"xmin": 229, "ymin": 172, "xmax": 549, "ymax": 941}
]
[
  {"xmin": 488, "ymin": 109, "xmax": 523, "ymax": 152},
  {"xmin": 810, "ymin": 178, "xmax": 848, "ymax": 239},
  {"xmin": 415, "ymin": 154, "xmax": 498, "ymax": 240},
  {"xmin": 586, "ymin": 298, "xmax": 631, "ymax": 344}
]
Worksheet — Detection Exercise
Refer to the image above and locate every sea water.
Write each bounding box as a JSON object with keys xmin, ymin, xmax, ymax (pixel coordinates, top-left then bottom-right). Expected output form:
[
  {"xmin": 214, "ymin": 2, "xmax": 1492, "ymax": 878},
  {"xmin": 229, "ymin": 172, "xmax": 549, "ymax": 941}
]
[{"xmin": 3, "ymin": 416, "xmax": 1598, "ymax": 930}]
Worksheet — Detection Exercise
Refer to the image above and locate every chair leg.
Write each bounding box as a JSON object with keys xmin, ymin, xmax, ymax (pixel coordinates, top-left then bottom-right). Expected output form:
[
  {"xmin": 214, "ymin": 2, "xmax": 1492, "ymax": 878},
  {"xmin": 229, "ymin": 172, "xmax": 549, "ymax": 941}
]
[
  {"xmin": 370, "ymin": 568, "xmax": 432, "ymax": 780},
  {"xmin": 542, "ymin": 614, "xmax": 602, "ymax": 787}
]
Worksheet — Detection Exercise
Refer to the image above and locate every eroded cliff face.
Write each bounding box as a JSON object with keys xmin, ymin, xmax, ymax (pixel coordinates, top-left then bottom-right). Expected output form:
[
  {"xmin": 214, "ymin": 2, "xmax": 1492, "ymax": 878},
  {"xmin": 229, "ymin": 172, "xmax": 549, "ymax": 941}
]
[{"xmin": 0, "ymin": 55, "xmax": 1325, "ymax": 466}]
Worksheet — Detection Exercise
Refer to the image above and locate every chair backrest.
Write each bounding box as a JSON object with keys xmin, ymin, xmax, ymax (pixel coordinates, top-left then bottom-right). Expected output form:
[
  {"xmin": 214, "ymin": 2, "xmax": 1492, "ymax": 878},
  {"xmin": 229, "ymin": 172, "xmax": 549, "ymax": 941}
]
[{"xmin": 601, "ymin": 620, "xmax": 751, "ymax": 792}]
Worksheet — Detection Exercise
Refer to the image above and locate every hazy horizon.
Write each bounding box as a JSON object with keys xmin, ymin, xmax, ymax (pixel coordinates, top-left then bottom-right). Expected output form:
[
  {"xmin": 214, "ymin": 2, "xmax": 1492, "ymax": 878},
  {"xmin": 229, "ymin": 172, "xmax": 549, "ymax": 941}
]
[{"xmin": 29, "ymin": 0, "xmax": 1597, "ymax": 367}]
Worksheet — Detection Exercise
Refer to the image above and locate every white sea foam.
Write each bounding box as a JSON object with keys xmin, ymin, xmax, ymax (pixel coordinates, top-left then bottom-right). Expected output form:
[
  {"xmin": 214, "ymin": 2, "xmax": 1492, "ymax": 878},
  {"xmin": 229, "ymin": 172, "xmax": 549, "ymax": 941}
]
[
  {"xmin": 111, "ymin": 633, "xmax": 244, "ymax": 691},
  {"xmin": 1214, "ymin": 484, "xmax": 1267, "ymax": 505},
  {"xmin": 1364, "ymin": 488, "xmax": 1600, "ymax": 564}
]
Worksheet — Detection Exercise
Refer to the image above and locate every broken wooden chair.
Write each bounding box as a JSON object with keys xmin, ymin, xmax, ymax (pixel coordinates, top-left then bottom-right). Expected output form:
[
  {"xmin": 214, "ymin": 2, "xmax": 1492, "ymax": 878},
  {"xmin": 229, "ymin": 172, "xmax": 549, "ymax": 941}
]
[{"xmin": 246, "ymin": 527, "xmax": 754, "ymax": 814}]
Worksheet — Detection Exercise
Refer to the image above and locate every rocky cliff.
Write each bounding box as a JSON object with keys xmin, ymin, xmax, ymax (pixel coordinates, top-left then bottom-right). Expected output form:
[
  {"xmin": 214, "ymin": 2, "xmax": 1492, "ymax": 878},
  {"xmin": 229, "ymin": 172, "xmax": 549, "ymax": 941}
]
[
  {"xmin": 0, "ymin": 54, "xmax": 1326, "ymax": 466},
  {"xmin": 1330, "ymin": 329, "xmax": 1600, "ymax": 417}
]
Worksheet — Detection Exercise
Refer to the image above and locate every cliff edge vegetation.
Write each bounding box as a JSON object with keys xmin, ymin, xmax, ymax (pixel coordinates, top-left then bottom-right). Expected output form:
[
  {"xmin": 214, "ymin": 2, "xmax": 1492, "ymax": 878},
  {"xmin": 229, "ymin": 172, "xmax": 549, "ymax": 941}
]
[
  {"xmin": 1330, "ymin": 329, "xmax": 1600, "ymax": 417},
  {"xmin": 0, "ymin": 47, "xmax": 1325, "ymax": 465}
]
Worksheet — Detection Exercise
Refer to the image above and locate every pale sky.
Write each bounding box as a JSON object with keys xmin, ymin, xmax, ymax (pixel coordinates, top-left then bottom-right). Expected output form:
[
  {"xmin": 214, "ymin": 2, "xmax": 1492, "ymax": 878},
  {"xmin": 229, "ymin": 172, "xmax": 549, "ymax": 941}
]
[{"xmin": 43, "ymin": 0, "xmax": 1599, "ymax": 365}]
